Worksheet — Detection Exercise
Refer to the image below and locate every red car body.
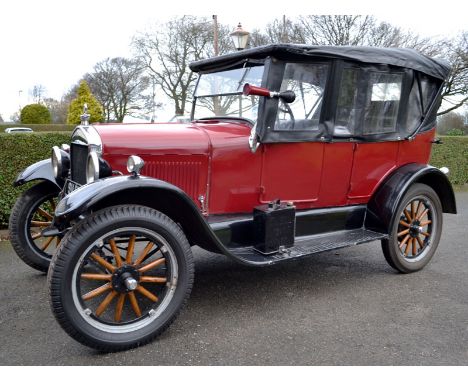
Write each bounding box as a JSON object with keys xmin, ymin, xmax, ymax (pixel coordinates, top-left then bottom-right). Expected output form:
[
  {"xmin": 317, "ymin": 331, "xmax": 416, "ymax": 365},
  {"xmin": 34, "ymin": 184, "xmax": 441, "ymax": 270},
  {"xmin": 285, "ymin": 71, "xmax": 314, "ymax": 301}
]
[{"xmin": 97, "ymin": 122, "xmax": 435, "ymax": 215}]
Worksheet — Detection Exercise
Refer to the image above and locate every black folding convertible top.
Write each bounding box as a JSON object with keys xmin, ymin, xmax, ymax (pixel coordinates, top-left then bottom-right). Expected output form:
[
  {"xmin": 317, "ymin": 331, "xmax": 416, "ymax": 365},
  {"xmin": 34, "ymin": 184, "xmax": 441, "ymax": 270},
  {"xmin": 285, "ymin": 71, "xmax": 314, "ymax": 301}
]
[{"xmin": 190, "ymin": 44, "xmax": 451, "ymax": 80}]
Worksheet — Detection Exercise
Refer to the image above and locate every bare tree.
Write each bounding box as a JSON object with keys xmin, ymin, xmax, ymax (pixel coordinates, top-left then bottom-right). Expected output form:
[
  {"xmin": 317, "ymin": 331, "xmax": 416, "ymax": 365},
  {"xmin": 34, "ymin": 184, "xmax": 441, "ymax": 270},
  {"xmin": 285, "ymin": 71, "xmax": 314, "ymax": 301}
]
[
  {"xmin": 264, "ymin": 17, "xmax": 306, "ymax": 44},
  {"xmin": 43, "ymin": 97, "xmax": 69, "ymax": 124},
  {"xmin": 263, "ymin": 16, "xmax": 466, "ymax": 114},
  {"xmin": 298, "ymin": 15, "xmax": 374, "ymax": 46},
  {"xmin": 31, "ymin": 84, "xmax": 46, "ymax": 104},
  {"xmin": 438, "ymin": 31, "xmax": 468, "ymax": 115},
  {"xmin": 84, "ymin": 57, "xmax": 150, "ymax": 122},
  {"xmin": 132, "ymin": 16, "xmax": 215, "ymax": 116}
]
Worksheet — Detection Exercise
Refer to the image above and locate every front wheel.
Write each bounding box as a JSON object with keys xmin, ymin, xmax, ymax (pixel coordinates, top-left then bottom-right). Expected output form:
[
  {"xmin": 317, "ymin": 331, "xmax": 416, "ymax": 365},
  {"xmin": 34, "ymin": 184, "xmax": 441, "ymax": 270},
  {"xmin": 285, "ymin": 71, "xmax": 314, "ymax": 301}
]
[
  {"xmin": 381, "ymin": 183, "xmax": 443, "ymax": 273},
  {"xmin": 48, "ymin": 205, "xmax": 194, "ymax": 352}
]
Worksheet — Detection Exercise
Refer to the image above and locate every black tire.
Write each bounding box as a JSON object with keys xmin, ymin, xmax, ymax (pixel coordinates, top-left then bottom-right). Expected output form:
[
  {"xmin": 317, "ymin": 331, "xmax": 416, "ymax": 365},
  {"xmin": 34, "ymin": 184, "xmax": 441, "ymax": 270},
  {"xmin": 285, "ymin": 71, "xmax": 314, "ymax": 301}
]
[
  {"xmin": 381, "ymin": 183, "xmax": 443, "ymax": 273},
  {"xmin": 48, "ymin": 205, "xmax": 194, "ymax": 352},
  {"xmin": 9, "ymin": 181, "xmax": 60, "ymax": 272}
]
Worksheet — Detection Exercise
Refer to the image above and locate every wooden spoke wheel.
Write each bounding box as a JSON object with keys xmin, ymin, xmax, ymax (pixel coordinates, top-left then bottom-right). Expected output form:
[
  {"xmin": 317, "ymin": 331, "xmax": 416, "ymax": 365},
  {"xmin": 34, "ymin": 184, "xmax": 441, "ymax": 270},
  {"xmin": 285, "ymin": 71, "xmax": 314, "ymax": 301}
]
[
  {"xmin": 48, "ymin": 205, "xmax": 194, "ymax": 352},
  {"xmin": 9, "ymin": 181, "xmax": 61, "ymax": 272},
  {"xmin": 381, "ymin": 183, "xmax": 442, "ymax": 273},
  {"xmin": 397, "ymin": 198, "xmax": 433, "ymax": 259},
  {"xmin": 76, "ymin": 230, "xmax": 176, "ymax": 329}
]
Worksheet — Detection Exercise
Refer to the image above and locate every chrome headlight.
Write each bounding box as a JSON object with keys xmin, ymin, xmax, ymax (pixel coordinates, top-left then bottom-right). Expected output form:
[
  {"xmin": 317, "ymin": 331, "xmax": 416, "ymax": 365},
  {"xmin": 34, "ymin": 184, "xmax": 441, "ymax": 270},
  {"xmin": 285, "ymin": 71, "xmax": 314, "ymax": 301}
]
[
  {"xmin": 127, "ymin": 155, "xmax": 145, "ymax": 175},
  {"xmin": 86, "ymin": 151, "xmax": 112, "ymax": 183},
  {"xmin": 51, "ymin": 146, "xmax": 70, "ymax": 179}
]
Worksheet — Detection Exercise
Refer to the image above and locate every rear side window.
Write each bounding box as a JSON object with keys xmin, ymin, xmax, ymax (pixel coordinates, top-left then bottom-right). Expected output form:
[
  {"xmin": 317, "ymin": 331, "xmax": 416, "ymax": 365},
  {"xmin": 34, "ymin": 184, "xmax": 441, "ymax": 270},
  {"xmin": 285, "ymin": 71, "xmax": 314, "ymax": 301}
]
[
  {"xmin": 334, "ymin": 68, "xmax": 403, "ymax": 137},
  {"xmin": 363, "ymin": 72, "xmax": 402, "ymax": 134}
]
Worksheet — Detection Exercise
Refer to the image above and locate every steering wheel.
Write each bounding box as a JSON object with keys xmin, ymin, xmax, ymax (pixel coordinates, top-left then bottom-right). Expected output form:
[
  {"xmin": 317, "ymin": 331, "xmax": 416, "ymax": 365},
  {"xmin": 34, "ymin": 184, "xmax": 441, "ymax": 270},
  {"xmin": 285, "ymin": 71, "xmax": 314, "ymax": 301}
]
[{"xmin": 278, "ymin": 100, "xmax": 295, "ymax": 129}]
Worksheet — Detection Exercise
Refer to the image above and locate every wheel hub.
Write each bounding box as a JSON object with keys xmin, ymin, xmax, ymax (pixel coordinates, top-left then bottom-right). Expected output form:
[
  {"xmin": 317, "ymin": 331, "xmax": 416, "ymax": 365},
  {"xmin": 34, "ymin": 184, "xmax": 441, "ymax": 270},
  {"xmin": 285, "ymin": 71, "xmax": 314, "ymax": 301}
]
[
  {"xmin": 111, "ymin": 265, "xmax": 140, "ymax": 293},
  {"xmin": 409, "ymin": 222, "xmax": 422, "ymax": 237}
]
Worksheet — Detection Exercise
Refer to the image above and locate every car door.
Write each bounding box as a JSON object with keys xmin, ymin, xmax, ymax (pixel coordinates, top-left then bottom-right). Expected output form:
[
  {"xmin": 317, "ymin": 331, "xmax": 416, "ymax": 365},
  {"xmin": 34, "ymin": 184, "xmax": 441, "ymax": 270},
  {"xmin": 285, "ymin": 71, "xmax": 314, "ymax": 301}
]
[{"xmin": 259, "ymin": 61, "xmax": 351, "ymax": 209}]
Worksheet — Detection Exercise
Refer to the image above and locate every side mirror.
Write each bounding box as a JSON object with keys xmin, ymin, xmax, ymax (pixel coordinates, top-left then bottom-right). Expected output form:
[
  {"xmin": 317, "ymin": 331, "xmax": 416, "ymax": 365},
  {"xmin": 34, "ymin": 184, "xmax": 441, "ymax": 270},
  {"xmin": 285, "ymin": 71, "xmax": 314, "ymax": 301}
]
[{"xmin": 243, "ymin": 84, "xmax": 296, "ymax": 104}]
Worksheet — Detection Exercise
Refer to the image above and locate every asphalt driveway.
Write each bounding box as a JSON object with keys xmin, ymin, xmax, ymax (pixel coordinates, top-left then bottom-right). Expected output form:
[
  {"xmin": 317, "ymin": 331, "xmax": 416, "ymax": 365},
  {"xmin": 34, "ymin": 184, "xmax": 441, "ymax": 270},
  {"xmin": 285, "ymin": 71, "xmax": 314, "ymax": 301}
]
[{"xmin": 0, "ymin": 192, "xmax": 467, "ymax": 365}]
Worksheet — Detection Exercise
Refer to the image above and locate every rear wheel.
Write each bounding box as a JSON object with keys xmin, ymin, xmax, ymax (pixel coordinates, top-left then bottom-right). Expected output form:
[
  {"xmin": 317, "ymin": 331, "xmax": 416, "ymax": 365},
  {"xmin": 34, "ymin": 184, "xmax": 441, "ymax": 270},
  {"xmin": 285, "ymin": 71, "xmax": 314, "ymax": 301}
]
[
  {"xmin": 9, "ymin": 181, "xmax": 60, "ymax": 272},
  {"xmin": 48, "ymin": 205, "xmax": 194, "ymax": 352},
  {"xmin": 381, "ymin": 183, "xmax": 442, "ymax": 273}
]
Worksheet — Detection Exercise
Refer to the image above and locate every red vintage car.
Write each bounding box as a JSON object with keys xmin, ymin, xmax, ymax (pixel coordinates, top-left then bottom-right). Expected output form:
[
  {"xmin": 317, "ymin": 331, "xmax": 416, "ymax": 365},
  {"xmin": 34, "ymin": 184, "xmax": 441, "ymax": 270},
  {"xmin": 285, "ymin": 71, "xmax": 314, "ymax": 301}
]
[{"xmin": 9, "ymin": 44, "xmax": 456, "ymax": 351}]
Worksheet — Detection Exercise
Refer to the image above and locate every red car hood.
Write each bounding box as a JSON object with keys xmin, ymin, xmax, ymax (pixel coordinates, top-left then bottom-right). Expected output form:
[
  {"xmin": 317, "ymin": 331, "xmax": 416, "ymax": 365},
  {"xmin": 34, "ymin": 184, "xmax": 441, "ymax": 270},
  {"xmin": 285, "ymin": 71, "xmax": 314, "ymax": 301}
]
[
  {"xmin": 95, "ymin": 123, "xmax": 210, "ymax": 156},
  {"xmin": 94, "ymin": 121, "xmax": 251, "ymax": 156}
]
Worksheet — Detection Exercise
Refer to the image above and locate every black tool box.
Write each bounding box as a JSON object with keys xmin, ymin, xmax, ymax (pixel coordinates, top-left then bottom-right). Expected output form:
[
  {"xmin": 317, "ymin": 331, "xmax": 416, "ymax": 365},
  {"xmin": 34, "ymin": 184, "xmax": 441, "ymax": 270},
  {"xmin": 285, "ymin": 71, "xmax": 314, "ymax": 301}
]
[{"xmin": 253, "ymin": 200, "xmax": 296, "ymax": 254}]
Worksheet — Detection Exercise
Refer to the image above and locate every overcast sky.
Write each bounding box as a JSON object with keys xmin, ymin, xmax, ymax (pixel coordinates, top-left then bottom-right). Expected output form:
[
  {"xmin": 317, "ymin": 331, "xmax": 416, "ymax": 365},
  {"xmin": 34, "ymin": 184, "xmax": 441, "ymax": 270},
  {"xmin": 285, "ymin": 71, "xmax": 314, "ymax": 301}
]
[{"xmin": 0, "ymin": 0, "xmax": 466, "ymax": 122}]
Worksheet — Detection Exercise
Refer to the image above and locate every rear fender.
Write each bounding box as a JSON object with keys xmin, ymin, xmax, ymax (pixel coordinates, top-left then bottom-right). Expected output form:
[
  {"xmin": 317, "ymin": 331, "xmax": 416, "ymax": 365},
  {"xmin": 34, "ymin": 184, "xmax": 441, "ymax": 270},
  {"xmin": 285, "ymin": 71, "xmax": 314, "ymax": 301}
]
[
  {"xmin": 13, "ymin": 159, "xmax": 62, "ymax": 189},
  {"xmin": 365, "ymin": 163, "xmax": 457, "ymax": 233}
]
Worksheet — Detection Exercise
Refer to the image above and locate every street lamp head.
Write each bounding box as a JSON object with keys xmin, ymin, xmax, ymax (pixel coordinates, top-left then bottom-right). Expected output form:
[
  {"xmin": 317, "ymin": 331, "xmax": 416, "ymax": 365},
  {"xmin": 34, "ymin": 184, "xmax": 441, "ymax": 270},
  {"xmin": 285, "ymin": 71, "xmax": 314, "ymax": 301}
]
[{"xmin": 230, "ymin": 22, "xmax": 250, "ymax": 51}]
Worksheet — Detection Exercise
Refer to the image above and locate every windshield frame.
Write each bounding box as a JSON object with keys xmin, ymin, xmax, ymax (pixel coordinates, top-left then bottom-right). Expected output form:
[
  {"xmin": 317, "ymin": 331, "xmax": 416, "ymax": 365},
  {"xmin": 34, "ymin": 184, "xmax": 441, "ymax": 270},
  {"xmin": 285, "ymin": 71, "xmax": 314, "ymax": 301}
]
[{"xmin": 191, "ymin": 62, "xmax": 267, "ymax": 124}]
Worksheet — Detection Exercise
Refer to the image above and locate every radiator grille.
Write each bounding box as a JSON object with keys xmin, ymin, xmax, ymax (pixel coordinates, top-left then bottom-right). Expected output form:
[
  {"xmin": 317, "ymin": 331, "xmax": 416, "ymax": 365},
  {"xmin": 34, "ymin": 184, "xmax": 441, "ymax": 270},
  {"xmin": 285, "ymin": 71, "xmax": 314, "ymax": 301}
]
[
  {"xmin": 70, "ymin": 142, "xmax": 88, "ymax": 185},
  {"xmin": 144, "ymin": 160, "xmax": 204, "ymax": 201}
]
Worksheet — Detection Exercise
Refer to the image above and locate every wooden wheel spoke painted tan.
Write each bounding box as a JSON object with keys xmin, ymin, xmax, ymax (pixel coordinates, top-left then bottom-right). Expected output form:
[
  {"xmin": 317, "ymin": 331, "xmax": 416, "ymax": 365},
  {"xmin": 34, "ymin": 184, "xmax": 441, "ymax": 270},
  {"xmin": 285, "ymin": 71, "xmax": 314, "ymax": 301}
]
[
  {"xmin": 90, "ymin": 253, "xmax": 116, "ymax": 273},
  {"xmin": 140, "ymin": 276, "xmax": 167, "ymax": 284},
  {"xmin": 404, "ymin": 240, "xmax": 412, "ymax": 256},
  {"xmin": 37, "ymin": 208, "xmax": 53, "ymax": 221},
  {"xmin": 109, "ymin": 239, "xmax": 122, "ymax": 268},
  {"xmin": 41, "ymin": 236, "xmax": 54, "ymax": 251},
  {"xmin": 403, "ymin": 209, "xmax": 412, "ymax": 223},
  {"xmin": 95, "ymin": 291, "xmax": 118, "ymax": 317},
  {"xmin": 398, "ymin": 229, "xmax": 410, "ymax": 237},
  {"xmin": 82, "ymin": 282, "xmax": 113, "ymax": 301},
  {"xmin": 420, "ymin": 220, "xmax": 432, "ymax": 227},
  {"xmin": 126, "ymin": 234, "xmax": 136, "ymax": 264},
  {"xmin": 30, "ymin": 220, "xmax": 51, "ymax": 227},
  {"xmin": 416, "ymin": 208, "xmax": 429, "ymax": 221},
  {"xmin": 399, "ymin": 234, "xmax": 411, "ymax": 249},
  {"xmin": 31, "ymin": 232, "xmax": 42, "ymax": 240},
  {"xmin": 410, "ymin": 201, "xmax": 416, "ymax": 220},
  {"xmin": 138, "ymin": 257, "xmax": 165, "ymax": 274},
  {"xmin": 421, "ymin": 231, "xmax": 431, "ymax": 237},
  {"xmin": 128, "ymin": 291, "xmax": 141, "ymax": 317},
  {"xmin": 412, "ymin": 238, "xmax": 417, "ymax": 256},
  {"xmin": 136, "ymin": 285, "xmax": 158, "ymax": 302},
  {"xmin": 115, "ymin": 293, "xmax": 126, "ymax": 322},
  {"xmin": 399, "ymin": 220, "xmax": 411, "ymax": 228},
  {"xmin": 416, "ymin": 236, "xmax": 425, "ymax": 249},
  {"xmin": 134, "ymin": 242, "xmax": 155, "ymax": 266},
  {"xmin": 81, "ymin": 273, "xmax": 112, "ymax": 281},
  {"xmin": 415, "ymin": 201, "xmax": 422, "ymax": 218}
]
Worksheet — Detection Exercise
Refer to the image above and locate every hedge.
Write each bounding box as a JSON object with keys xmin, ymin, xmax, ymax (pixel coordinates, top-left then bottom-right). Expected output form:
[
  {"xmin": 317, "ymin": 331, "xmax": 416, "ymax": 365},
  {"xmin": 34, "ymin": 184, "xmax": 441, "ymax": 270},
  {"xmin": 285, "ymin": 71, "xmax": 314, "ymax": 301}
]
[
  {"xmin": 0, "ymin": 132, "xmax": 71, "ymax": 227},
  {"xmin": 0, "ymin": 134, "xmax": 466, "ymax": 229},
  {"xmin": 430, "ymin": 136, "xmax": 468, "ymax": 186}
]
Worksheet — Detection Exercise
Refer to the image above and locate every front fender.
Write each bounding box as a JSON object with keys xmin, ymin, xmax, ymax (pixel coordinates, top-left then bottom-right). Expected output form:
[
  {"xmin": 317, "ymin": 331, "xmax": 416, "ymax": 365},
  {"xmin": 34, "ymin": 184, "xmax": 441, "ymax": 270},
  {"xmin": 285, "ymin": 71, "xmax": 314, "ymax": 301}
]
[
  {"xmin": 54, "ymin": 175, "xmax": 229, "ymax": 255},
  {"xmin": 13, "ymin": 159, "xmax": 62, "ymax": 189},
  {"xmin": 365, "ymin": 163, "xmax": 457, "ymax": 233}
]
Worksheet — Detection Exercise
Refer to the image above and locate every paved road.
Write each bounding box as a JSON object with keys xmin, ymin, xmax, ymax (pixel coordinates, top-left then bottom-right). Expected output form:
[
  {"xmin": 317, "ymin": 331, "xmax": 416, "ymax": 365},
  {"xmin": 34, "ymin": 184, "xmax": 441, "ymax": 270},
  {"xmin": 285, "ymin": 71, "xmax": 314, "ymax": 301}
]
[{"xmin": 0, "ymin": 193, "xmax": 467, "ymax": 365}]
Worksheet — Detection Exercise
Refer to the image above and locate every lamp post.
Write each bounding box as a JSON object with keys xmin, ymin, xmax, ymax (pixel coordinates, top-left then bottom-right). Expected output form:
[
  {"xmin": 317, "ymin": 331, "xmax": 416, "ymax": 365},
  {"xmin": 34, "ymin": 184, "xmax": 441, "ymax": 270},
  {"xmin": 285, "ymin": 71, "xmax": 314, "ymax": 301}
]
[{"xmin": 230, "ymin": 22, "xmax": 250, "ymax": 51}]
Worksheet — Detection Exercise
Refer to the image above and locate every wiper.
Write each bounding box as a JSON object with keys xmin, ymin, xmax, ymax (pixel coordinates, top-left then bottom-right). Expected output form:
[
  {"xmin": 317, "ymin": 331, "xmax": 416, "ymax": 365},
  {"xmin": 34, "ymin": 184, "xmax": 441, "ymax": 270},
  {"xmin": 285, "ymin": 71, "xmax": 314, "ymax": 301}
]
[{"xmin": 194, "ymin": 116, "xmax": 254, "ymax": 125}]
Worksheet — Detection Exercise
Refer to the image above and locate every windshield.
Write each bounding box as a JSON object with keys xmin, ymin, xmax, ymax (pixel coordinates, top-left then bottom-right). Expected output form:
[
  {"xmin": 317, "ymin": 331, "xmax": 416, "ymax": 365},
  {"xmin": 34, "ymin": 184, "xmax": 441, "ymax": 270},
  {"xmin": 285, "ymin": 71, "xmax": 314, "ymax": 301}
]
[{"xmin": 193, "ymin": 65, "xmax": 264, "ymax": 122}]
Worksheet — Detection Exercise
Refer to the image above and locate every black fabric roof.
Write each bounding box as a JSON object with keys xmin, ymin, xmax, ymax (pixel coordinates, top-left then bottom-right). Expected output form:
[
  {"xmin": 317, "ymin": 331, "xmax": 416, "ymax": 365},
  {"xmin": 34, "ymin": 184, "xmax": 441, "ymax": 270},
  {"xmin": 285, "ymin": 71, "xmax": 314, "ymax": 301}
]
[{"xmin": 190, "ymin": 44, "xmax": 451, "ymax": 80}]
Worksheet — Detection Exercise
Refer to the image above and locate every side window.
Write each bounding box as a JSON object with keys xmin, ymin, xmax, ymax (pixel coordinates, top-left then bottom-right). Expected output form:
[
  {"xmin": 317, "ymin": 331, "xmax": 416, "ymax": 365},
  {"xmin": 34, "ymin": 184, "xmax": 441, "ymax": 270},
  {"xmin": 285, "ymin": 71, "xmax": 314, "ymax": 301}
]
[
  {"xmin": 274, "ymin": 63, "xmax": 329, "ymax": 131},
  {"xmin": 334, "ymin": 68, "xmax": 403, "ymax": 137},
  {"xmin": 335, "ymin": 69, "xmax": 359, "ymax": 136},
  {"xmin": 363, "ymin": 72, "xmax": 403, "ymax": 134}
]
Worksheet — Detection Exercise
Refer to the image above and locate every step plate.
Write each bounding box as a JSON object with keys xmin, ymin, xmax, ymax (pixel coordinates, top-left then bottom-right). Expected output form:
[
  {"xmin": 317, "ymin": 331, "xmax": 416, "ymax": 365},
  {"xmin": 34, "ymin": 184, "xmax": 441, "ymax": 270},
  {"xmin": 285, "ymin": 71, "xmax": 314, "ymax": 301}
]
[{"xmin": 228, "ymin": 229, "xmax": 388, "ymax": 266}]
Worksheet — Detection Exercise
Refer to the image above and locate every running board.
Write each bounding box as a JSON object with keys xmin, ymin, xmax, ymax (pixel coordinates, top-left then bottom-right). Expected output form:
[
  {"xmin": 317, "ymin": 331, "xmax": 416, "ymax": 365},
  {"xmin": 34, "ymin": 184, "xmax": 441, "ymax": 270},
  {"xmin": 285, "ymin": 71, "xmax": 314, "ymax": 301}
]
[{"xmin": 227, "ymin": 228, "xmax": 388, "ymax": 266}]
